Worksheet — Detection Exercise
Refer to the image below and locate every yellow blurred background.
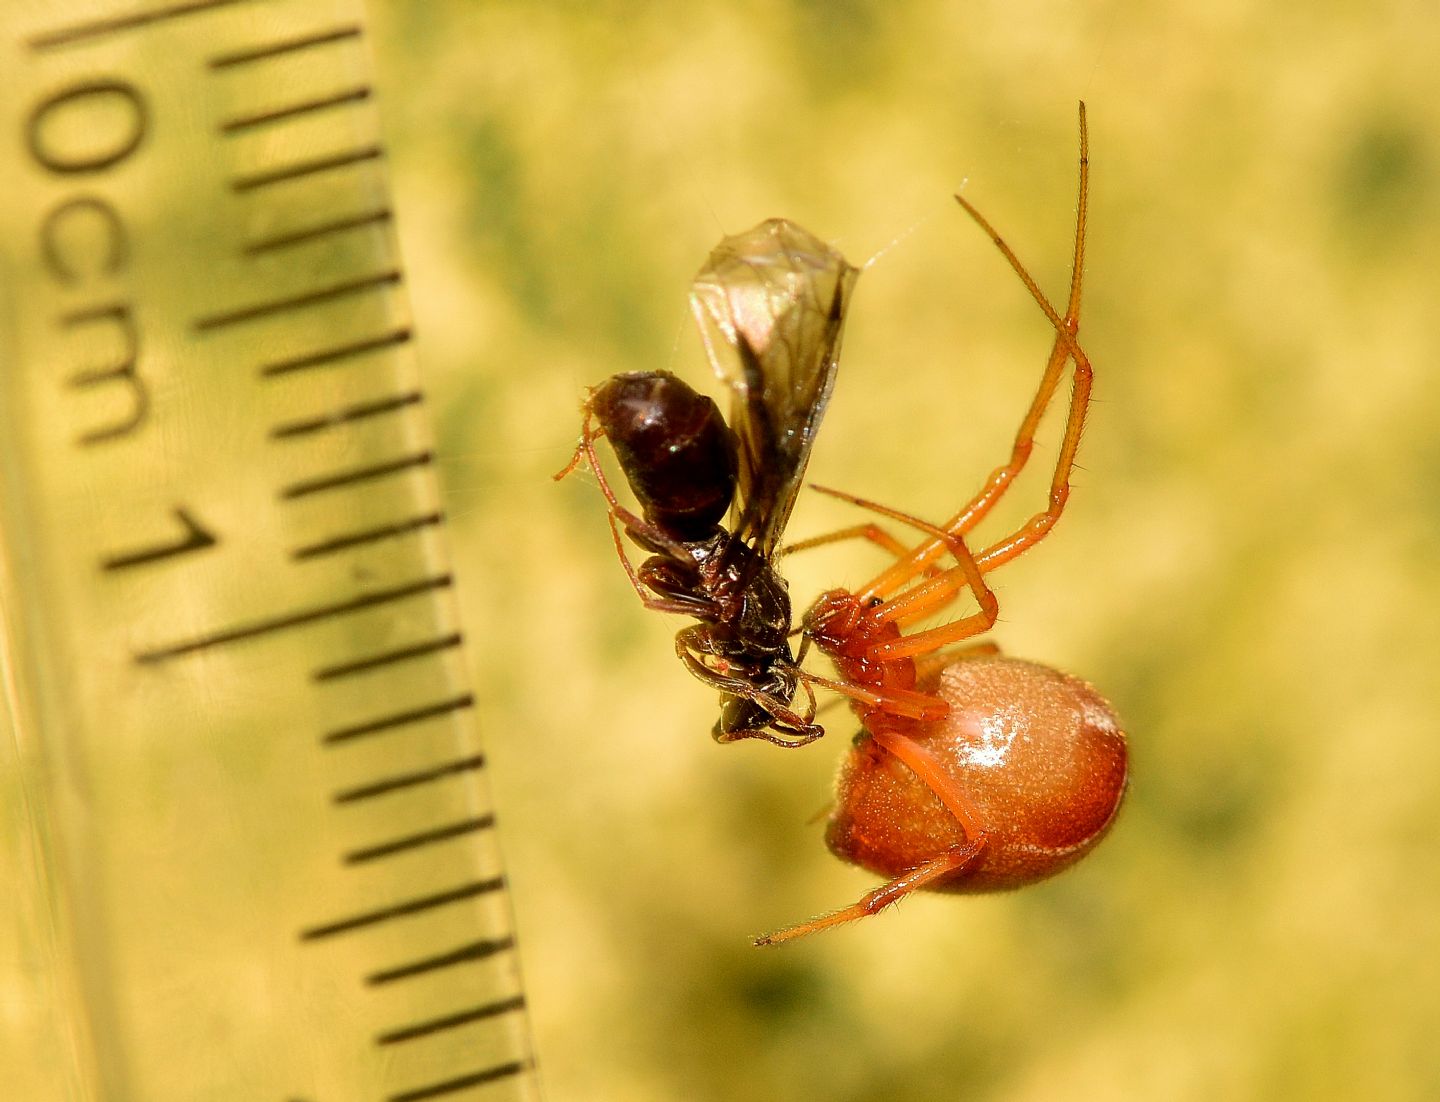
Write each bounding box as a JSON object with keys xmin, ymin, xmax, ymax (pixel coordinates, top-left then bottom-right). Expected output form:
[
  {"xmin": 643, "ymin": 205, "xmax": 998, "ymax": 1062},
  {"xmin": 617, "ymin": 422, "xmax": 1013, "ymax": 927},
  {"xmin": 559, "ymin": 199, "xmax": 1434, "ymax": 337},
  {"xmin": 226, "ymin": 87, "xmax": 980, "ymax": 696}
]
[{"xmin": 369, "ymin": 2, "xmax": 1440, "ymax": 1099}]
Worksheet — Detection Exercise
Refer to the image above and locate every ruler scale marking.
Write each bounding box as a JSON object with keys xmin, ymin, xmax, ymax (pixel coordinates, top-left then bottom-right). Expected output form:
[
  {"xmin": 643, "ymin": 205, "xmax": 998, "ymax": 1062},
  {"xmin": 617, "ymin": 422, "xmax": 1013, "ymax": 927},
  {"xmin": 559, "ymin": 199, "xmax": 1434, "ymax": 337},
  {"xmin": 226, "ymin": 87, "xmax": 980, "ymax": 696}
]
[
  {"xmin": 279, "ymin": 450, "xmax": 433, "ymax": 500},
  {"xmin": 376, "ymin": 994, "xmax": 527, "ymax": 1047},
  {"xmin": 261, "ymin": 327, "xmax": 411, "ymax": 378},
  {"xmin": 133, "ymin": 574, "xmax": 452, "ymax": 663},
  {"xmin": 231, "ymin": 144, "xmax": 384, "ymax": 192},
  {"xmin": 243, "ymin": 208, "xmax": 392, "ymax": 256},
  {"xmin": 208, "ymin": 25, "xmax": 362, "ymax": 69},
  {"xmin": 300, "ymin": 879, "xmax": 507, "ymax": 942},
  {"xmin": 313, "ymin": 632, "xmax": 464, "ymax": 683},
  {"xmin": 323, "ymin": 693, "xmax": 475, "ymax": 746},
  {"xmin": 193, "ymin": 269, "xmax": 400, "ymax": 332},
  {"xmin": 218, "ymin": 85, "xmax": 371, "ymax": 134},
  {"xmin": 271, "ymin": 390, "xmax": 424, "ymax": 440},
  {"xmin": 388, "ymin": 1062, "xmax": 532, "ymax": 1102},
  {"xmin": 291, "ymin": 511, "xmax": 444, "ymax": 562},
  {"xmin": 344, "ymin": 815, "xmax": 496, "ymax": 865},
  {"xmin": 366, "ymin": 937, "xmax": 516, "ymax": 986},
  {"xmin": 333, "ymin": 752, "xmax": 486, "ymax": 805}
]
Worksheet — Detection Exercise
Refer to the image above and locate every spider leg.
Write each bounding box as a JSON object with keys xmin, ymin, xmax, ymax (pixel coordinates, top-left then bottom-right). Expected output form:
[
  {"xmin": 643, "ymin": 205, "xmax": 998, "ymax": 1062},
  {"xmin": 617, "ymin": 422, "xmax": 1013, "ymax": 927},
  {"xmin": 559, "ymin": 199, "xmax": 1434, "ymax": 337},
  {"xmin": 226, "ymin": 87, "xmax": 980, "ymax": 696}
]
[
  {"xmin": 756, "ymin": 723, "xmax": 989, "ymax": 945},
  {"xmin": 863, "ymin": 532, "xmax": 1005, "ymax": 652},
  {"xmin": 797, "ymin": 669, "xmax": 948, "ymax": 723},
  {"xmin": 787, "ymin": 488, "xmax": 999, "ymax": 704},
  {"xmin": 784, "ymin": 521, "xmax": 936, "ymax": 567},
  {"xmin": 796, "ymin": 485, "xmax": 1000, "ymax": 636},
  {"xmin": 868, "ymin": 724, "xmax": 987, "ymax": 838},
  {"xmin": 755, "ymin": 835, "xmax": 985, "ymax": 945},
  {"xmin": 912, "ymin": 641, "xmax": 1001, "ymax": 684},
  {"xmin": 781, "ymin": 485, "xmax": 959, "ymax": 581},
  {"xmin": 863, "ymin": 102, "xmax": 1092, "ymax": 602},
  {"xmin": 801, "ymin": 573, "xmax": 1000, "ymax": 720},
  {"xmin": 796, "ymin": 487, "xmax": 1000, "ymax": 653}
]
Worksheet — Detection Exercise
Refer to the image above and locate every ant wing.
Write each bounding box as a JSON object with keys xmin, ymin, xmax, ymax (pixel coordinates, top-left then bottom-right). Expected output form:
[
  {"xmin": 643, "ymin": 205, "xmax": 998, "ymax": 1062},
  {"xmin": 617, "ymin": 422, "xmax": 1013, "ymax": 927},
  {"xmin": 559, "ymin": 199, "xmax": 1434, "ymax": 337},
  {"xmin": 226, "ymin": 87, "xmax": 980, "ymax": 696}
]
[{"xmin": 690, "ymin": 219, "xmax": 860, "ymax": 556}]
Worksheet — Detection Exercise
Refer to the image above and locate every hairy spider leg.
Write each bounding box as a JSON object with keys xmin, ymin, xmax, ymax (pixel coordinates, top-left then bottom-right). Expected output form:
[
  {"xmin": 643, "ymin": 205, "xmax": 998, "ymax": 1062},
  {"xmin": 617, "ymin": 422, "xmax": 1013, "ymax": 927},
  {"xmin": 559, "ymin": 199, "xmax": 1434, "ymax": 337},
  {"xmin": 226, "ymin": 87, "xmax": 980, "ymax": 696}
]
[
  {"xmin": 781, "ymin": 491, "xmax": 999, "ymax": 918},
  {"xmin": 763, "ymin": 654, "xmax": 1001, "ymax": 944},
  {"xmin": 798, "ymin": 641, "xmax": 1000, "ymax": 722},
  {"xmin": 789, "ymin": 489, "xmax": 1002, "ymax": 731},
  {"xmin": 756, "ymin": 837, "xmax": 986, "ymax": 945},
  {"xmin": 756, "ymin": 728, "xmax": 989, "ymax": 945},
  {"xmin": 785, "ymin": 521, "xmax": 929, "ymax": 562},
  {"xmin": 801, "ymin": 485, "xmax": 1001, "ymax": 665},
  {"xmin": 911, "ymin": 641, "xmax": 1001, "ymax": 683},
  {"xmin": 861, "ymin": 101, "xmax": 1092, "ymax": 608},
  {"xmin": 781, "ymin": 519, "xmax": 953, "ymax": 587},
  {"xmin": 787, "ymin": 486, "xmax": 998, "ymax": 727},
  {"xmin": 798, "ymin": 668, "xmax": 948, "ymax": 722}
]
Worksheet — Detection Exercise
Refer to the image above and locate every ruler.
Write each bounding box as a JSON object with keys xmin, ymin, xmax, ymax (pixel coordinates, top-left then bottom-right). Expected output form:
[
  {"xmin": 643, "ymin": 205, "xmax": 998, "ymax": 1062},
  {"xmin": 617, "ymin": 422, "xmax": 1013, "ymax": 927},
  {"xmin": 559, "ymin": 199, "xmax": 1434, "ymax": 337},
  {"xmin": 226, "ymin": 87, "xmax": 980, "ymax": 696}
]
[{"xmin": 0, "ymin": 2, "xmax": 539, "ymax": 1099}]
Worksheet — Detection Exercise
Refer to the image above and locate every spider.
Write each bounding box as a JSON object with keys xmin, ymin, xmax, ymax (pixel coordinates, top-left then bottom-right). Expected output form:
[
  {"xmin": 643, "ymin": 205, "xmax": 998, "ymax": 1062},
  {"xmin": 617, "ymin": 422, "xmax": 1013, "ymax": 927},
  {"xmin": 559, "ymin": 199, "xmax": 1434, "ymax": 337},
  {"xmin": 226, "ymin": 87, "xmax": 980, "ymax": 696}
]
[{"xmin": 757, "ymin": 102, "xmax": 1128, "ymax": 944}]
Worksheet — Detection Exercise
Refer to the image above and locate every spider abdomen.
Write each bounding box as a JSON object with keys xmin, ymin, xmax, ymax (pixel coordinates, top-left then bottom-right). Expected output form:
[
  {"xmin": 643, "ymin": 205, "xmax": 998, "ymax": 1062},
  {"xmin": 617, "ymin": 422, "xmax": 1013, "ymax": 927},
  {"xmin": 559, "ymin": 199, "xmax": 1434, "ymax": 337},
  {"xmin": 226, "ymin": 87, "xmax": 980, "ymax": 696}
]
[{"xmin": 826, "ymin": 656, "xmax": 1128, "ymax": 892}]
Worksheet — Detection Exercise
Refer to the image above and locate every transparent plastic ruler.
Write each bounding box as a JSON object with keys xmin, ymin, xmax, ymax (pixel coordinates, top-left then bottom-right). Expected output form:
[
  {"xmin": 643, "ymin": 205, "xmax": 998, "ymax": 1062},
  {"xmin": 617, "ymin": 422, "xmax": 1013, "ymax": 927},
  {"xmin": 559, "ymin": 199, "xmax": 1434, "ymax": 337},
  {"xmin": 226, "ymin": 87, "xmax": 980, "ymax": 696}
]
[{"xmin": 0, "ymin": 2, "xmax": 539, "ymax": 1099}]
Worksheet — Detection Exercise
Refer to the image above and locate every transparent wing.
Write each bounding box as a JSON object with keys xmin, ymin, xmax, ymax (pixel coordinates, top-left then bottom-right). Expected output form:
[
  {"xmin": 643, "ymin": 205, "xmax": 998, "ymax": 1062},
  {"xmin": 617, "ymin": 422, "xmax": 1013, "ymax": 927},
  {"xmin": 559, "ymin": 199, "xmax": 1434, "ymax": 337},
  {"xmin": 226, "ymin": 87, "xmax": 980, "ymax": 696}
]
[{"xmin": 689, "ymin": 219, "xmax": 860, "ymax": 555}]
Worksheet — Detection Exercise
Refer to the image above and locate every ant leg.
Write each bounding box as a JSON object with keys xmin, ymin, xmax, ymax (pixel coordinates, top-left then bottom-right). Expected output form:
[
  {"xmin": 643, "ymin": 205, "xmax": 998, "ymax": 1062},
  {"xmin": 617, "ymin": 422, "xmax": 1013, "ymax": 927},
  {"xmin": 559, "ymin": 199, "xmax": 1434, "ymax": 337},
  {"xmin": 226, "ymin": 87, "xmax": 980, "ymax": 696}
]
[
  {"xmin": 552, "ymin": 402, "xmax": 604, "ymax": 483},
  {"xmin": 863, "ymin": 103, "xmax": 1091, "ymax": 601},
  {"xmin": 753, "ymin": 724, "xmax": 990, "ymax": 945},
  {"xmin": 556, "ymin": 407, "xmax": 699, "ymax": 614},
  {"xmin": 676, "ymin": 632, "xmax": 824, "ymax": 747},
  {"xmin": 730, "ymin": 676, "xmax": 825, "ymax": 749},
  {"xmin": 600, "ymin": 521, "xmax": 688, "ymax": 614},
  {"xmin": 602, "ymin": 512, "xmax": 705, "ymax": 617}
]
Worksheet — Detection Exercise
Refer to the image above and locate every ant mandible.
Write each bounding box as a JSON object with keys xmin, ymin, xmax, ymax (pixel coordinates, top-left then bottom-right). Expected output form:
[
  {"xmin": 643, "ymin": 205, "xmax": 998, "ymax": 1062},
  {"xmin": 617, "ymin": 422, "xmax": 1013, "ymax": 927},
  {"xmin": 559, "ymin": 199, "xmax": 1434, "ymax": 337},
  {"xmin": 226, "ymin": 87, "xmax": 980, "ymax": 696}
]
[{"xmin": 756, "ymin": 102, "xmax": 1128, "ymax": 944}]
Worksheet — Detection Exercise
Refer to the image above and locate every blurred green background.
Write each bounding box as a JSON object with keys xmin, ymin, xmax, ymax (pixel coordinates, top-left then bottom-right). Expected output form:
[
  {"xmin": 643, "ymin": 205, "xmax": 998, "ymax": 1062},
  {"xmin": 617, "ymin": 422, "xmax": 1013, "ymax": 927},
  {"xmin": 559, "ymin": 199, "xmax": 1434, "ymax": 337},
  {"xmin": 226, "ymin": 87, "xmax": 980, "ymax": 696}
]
[{"xmin": 369, "ymin": 2, "xmax": 1440, "ymax": 1099}]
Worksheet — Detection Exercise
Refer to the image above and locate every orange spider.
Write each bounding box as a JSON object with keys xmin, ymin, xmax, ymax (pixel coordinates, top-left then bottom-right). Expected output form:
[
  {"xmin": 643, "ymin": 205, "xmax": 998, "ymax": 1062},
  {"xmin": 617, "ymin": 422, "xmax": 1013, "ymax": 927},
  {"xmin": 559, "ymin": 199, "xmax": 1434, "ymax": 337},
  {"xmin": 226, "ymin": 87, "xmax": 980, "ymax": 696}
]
[{"xmin": 760, "ymin": 102, "xmax": 1128, "ymax": 945}]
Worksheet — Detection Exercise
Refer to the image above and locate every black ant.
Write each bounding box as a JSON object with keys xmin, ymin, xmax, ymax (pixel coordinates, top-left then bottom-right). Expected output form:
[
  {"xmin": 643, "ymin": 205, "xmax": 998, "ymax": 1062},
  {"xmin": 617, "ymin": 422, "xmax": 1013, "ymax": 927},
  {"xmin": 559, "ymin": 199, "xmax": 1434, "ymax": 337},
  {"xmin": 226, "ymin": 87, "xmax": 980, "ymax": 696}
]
[{"xmin": 556, "ymin": 219, "xmax": 857, "ymax": 748}]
